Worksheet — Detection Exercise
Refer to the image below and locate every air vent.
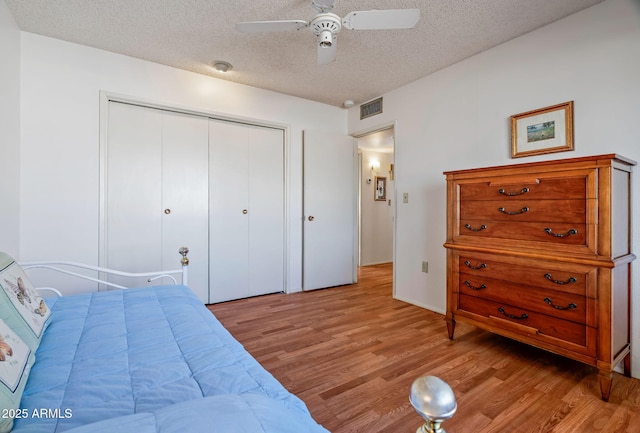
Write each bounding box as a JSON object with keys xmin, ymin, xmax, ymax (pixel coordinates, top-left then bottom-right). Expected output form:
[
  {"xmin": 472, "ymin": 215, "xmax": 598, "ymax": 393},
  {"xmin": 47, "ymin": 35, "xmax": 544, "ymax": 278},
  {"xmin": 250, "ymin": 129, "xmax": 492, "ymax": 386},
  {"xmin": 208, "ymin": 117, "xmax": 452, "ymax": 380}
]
[{"xmin": 360, "ymin": 97, "xmax": 383, "ymax": 120}]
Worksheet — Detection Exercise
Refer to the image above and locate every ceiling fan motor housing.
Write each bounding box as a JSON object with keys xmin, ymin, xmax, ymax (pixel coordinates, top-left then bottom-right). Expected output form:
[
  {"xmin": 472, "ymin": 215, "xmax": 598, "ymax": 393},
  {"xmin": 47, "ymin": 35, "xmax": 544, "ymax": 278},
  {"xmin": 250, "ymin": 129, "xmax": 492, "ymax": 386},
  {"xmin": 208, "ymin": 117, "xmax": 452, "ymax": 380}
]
[{"xmin": 311, "ymin": 13, "xmax": 342, "ymax": 36}]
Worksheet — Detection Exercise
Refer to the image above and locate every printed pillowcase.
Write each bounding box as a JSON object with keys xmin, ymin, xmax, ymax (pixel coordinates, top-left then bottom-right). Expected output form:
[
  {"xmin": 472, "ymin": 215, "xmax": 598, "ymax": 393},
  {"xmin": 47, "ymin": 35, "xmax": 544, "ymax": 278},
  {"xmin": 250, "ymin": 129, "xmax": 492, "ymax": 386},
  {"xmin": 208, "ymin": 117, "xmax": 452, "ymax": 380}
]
[
  {"xmin": 0, "ymin": 252, "xmax": 51, "ymax": 351},
  {"xmin": 0, "ymin": 253, "xmax": 47, "ymax": 432},
  {"xmin": 0, "ymin": 319, "xmax": 33, "ymax": 433}
]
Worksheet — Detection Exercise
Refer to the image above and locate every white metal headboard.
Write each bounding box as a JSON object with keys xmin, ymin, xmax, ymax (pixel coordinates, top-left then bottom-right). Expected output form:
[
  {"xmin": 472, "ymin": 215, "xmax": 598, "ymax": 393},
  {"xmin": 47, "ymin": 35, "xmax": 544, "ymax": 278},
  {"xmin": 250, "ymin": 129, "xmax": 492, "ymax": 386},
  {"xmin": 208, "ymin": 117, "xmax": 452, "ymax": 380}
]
[{"xmin": 21, "ymin": 247, "xmax": 190, "ymax": 295}]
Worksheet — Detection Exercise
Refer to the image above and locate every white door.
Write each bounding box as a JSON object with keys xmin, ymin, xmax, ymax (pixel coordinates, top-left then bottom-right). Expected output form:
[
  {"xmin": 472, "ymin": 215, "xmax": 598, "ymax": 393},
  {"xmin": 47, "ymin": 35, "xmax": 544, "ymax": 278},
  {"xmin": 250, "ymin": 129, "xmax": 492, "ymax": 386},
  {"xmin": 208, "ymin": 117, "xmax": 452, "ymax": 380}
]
[
  {"xmin": 209, "ymin": 119, "xmax": 285, "ymax": 302},
  {"xmin": 248, "ymin": 125, "xmax": 285, "ymax": 296},
  {"xmin": 303, "ymin": 130, "xmax": 357, "ymax": 290},
  {"xmin": 209, "ymin": 119, "xmax": 249, "ymax": 302},
  {"xmin": 104, "ymin": 102, "xmax": 209, "ymax": 302},
  {"xmin": 159, "ymin": 112, "xmax": 209, "ymax": 300}
]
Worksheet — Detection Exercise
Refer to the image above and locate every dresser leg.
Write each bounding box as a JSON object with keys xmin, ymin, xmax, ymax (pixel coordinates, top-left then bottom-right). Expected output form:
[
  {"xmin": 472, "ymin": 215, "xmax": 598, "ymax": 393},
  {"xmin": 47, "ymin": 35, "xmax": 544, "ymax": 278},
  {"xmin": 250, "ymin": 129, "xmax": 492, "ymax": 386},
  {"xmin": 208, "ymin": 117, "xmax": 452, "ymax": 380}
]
[
  {"xmin": 598, "ymin": 369, "xmax": 613, "ymax": 402},
  {"xmin": 446, "ymin": 316, "xmax": 455, "ymax": 340}
]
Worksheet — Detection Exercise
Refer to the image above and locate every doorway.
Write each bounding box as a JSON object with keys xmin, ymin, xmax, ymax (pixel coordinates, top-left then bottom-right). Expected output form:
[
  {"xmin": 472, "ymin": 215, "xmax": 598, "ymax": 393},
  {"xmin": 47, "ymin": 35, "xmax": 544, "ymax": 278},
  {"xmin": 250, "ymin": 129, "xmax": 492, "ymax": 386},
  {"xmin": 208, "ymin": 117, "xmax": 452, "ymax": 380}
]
[{"xmin": 356, "ymin": 127, "xmax": 395, "ymax": 289}]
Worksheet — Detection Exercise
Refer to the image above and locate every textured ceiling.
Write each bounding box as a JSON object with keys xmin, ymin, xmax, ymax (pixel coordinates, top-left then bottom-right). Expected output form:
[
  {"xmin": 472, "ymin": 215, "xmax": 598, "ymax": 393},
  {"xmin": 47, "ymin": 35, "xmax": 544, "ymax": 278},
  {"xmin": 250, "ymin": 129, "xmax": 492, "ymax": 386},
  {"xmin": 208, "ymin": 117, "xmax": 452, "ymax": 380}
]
[{"xmin": 6, "ymin": 0, "xmax": 604, "ymax": 107}]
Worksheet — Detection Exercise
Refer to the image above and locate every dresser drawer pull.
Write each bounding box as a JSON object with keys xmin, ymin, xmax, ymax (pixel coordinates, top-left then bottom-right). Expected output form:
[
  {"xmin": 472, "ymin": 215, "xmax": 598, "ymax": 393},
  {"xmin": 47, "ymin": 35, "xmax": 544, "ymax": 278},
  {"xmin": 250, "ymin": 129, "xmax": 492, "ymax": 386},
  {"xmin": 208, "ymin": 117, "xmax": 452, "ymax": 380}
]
[
  {"xmin": 497, "ymin": 307, "xmax": 528, "ymax": 320},
  {"xmin": 464, "ymin": 224, "xmax": 487, "ymax": 232},
  {"xmin": 544, "ymin": 273, "xmax": 577, "ymax": 285},
  {"xmin": 498, "ymin": 187, "xmax": 529, "ymax": 196},
  {"xmin": 498, "ymin": 206, "xmax": 529, "ymax": 215},
  {"xmin": 464, "ymin": 280, "xmax": 487, "ymax": 291},
  {"xmin": 464, "ymin": 260, "xmax": 487, "ymax": 270},
  {"xmin": 544, "ymin": 228, "xmax": 578, "ymax": 238},
  {"xmin": 543, "ymin": 297, "xmax": 577, "ymax": 310}
]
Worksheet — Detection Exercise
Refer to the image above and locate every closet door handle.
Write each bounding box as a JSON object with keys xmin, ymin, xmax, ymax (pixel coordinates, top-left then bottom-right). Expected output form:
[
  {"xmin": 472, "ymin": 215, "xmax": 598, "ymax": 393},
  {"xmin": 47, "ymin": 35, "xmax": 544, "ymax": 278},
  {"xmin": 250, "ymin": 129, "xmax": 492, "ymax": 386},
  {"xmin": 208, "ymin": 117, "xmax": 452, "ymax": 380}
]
[
  {"xmin": 308, "ymin": 215, "xmax": 315, "ymax": 221},
  {"xmin": 164, "ymin": 209, "xmax": 171, "ymax": 215},
  {"xmin": 242, "ymin": 209, "xmax": 248, "ymax": 214}
]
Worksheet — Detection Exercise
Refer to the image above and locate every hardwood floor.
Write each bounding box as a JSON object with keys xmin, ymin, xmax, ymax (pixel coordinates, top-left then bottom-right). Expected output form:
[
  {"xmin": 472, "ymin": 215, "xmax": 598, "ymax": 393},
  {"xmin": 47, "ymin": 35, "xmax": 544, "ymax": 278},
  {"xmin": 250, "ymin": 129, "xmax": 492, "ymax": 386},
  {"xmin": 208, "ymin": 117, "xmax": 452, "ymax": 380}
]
[{"xmin": 208, "ymin": 263, "xmax": 640, "ymax": 433}]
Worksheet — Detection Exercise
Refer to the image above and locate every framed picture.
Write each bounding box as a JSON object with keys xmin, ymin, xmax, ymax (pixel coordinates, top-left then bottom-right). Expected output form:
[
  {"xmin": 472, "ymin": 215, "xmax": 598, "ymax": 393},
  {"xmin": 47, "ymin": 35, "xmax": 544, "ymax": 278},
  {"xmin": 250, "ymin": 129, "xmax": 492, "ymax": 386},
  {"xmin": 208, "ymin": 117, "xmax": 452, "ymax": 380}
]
[
  {"xmin": 375, "ymin": 176, "xmax": 386, "ymax": 201},
  {"xmin": 511, "ymin": 101, "xmax": 574, "ymax": 158}
]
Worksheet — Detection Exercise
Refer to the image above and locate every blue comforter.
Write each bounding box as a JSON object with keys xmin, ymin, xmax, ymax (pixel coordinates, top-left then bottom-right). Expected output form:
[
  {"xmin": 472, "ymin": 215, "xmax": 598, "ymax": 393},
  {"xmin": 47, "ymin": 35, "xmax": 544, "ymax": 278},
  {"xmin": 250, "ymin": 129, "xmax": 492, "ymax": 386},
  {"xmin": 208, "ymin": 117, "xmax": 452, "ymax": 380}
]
[{"xmin": 13, "ymin": 285, "xmax": 329, "ymax": 433}]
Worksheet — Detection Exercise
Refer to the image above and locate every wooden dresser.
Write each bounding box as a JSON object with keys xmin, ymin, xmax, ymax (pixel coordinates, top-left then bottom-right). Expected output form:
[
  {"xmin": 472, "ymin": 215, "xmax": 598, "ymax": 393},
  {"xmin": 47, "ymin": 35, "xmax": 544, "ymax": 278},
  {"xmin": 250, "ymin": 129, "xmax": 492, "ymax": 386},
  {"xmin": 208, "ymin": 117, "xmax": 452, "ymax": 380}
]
[{"xmin": 443, "ymin": 154, "xmax": 635, "ymax": 401}]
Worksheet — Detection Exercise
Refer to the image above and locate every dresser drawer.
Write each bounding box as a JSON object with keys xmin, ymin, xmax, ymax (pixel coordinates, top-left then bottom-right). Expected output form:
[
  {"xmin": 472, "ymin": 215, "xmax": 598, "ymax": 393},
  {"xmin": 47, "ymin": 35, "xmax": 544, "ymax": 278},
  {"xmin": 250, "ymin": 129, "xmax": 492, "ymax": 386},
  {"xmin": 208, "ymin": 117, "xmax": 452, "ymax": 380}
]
[
  {"xmin": 459, "ymin": 175, "xmax": 588, "ymax": 201},
  {"xmin": 458, "ymin": 273, "xmax": 591, "ymax": 325},
  {"xmin": 458, "ymin": 294, "xmax": 593, "ymax": 351},
  {"xmin": 460, "ymin": 199, "xmax": 586, "ymax": 223},
  {"xmin": 457, "ymin": 254, "xmax": 596, "ymax": 297},
  {"xmin": 459, "ymin": 220, "xmax": 587, "ymax": 245}
]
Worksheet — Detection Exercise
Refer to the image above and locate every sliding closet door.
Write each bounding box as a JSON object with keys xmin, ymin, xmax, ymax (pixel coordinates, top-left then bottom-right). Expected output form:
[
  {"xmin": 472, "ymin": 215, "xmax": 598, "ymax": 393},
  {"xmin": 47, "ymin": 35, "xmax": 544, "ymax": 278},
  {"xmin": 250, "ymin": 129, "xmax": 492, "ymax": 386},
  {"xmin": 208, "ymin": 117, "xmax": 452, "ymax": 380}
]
[
  {"xmin": 105, "ymin": 102, "xmax": 209, "ymax": 302},
  {"xmin": 209, "ymin": 120, "xmax": 250, "ymax": 301},
  {"xmin": 247, "ymin": 125, "xmax": 285, "ymax": 296},
  {"xmin": 159, "ymin": 112, "xmax": 209, "ymax": 300},
  {"xmin": 209, "ymin": 119, "xmax": 284, "ymax": 303},
  {"xmin": 105, "ymin": 102, "xmax": 162, "ymax": 286}
]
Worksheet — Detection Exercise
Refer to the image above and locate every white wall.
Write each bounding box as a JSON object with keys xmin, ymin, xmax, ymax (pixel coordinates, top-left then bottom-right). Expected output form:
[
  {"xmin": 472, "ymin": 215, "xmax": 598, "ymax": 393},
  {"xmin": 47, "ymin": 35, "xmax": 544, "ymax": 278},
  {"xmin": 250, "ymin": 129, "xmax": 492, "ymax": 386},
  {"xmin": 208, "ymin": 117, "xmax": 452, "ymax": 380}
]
[
  {"xmin": 19, "ymin": 32, "xmax": 346, "ymax": 294},
  {"xmin": 360, "ymin": 149, "xmax": 394, "ymax": 265},
  {"xmin": 348, "ymin": 0, "xmax": 640, "ymax": 375},
  {"xmin": 0, "ymin": 1, "xmax": 20, "ymax": 257}
]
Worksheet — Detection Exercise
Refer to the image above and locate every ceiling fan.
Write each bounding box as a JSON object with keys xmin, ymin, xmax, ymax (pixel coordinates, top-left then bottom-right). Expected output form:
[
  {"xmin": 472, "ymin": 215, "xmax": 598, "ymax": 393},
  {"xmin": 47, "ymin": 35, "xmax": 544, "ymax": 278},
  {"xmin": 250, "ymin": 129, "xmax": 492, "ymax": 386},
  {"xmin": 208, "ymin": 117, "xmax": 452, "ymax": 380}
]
[{"xmin": 235, "ymin": 0, "xmax": 420, "ymax": 65}]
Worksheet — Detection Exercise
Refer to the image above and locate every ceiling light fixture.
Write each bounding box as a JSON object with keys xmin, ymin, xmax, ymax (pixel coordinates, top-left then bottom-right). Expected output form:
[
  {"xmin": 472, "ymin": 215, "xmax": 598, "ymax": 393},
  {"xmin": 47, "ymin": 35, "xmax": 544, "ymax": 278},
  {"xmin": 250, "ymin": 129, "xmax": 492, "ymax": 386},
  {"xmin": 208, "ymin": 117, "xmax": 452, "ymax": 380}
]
[
  {"xmin": 212, "ymin": 61, "xmax": 233, "ymax": 73},
  {"xmin": 318, "ymin": 29, "xmax": 333, "ymax": 47},
  {"xmin": 343, "ymin": 99, "xmax": 355, "ymax": 108}
]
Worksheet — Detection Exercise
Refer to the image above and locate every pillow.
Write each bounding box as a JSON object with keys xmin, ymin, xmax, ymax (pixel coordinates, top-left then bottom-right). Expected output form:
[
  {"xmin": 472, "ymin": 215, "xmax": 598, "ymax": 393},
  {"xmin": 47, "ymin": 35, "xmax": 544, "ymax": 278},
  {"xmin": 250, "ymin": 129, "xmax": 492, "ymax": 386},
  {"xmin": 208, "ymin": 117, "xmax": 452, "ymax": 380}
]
[
  {"xmin": 0, "ymin": 319, "xmax": 33, "ymax": 433},
  {"xmin": 0, "ymin": 252, "xmax": 51, "ymax": 351}
]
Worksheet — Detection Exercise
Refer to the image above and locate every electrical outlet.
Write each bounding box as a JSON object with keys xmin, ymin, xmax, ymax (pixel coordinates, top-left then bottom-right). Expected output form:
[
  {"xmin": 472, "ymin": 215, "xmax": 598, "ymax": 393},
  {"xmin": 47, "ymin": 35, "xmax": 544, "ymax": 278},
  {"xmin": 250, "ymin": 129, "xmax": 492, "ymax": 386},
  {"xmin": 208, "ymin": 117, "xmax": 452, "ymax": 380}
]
[
  {"xmin": 403, "ymin": 193, "xmax": 409, "ymax": 203},
  {"xmin": 422, "ymin": 261, "xmax": 428, "ymax": 273}
]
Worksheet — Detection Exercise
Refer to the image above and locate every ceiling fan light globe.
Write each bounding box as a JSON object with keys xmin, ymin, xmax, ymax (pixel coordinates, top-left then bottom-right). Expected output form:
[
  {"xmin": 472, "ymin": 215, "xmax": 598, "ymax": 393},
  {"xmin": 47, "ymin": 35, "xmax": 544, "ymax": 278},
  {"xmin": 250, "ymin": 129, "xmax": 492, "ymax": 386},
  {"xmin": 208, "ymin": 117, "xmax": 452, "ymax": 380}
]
[{"xmin": 318, "ymin": 29, "xmax": 333, "ymax": 47}]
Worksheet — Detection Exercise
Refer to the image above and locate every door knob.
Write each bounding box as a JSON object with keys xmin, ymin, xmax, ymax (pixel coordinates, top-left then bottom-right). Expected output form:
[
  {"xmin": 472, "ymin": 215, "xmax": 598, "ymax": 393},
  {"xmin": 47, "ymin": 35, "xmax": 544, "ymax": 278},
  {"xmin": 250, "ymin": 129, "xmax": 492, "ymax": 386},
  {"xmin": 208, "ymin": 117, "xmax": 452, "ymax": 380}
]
[
  {"xmin": 242, "ymin": 209, "xmax": 248, "ymax": 214},
  {"xmin": 308, "ymin": 215, "xmax": 315, "ymax": 221},
  {"xmin": 164, "ymin": 209, "xmax": 171, "ymax": 215}
]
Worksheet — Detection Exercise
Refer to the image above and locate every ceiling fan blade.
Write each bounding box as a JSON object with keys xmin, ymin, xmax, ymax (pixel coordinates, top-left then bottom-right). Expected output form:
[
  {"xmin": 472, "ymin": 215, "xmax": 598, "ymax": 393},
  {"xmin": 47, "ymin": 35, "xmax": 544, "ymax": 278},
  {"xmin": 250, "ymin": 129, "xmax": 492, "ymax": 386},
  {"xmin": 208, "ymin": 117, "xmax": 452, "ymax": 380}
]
[
  {"xmin": 342, "ymin": 9, "xmax": 420, "ymax": 30},
  {"xmin": 318, "ymin": 39, "xmax": 337, "ymax": 65},
  {"xmin": 235, "ymin": 20, "xmax": 308, "ymax": 33}
]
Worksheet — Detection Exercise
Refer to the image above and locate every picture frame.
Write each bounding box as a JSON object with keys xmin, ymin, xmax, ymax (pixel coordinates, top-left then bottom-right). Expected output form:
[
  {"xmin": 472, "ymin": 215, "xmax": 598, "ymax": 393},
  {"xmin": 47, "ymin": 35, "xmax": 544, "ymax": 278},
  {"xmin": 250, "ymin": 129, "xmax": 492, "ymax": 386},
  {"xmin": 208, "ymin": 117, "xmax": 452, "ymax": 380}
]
[
  {"xmin": 511, "ymin": 101, "xmax": 574, "ymax": 158},
  {"xmin": 374, "ymin": 176, "xmax": 386, "ymax": 201}
]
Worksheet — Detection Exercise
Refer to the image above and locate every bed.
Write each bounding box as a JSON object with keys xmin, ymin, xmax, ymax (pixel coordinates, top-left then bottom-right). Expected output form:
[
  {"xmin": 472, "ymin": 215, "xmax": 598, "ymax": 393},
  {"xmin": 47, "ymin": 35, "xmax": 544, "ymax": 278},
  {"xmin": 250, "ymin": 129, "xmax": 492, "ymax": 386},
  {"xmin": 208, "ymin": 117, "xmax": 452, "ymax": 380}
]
[{"xmin": 0, "ymin": 249, "xmax": 329, "ymax": 433}]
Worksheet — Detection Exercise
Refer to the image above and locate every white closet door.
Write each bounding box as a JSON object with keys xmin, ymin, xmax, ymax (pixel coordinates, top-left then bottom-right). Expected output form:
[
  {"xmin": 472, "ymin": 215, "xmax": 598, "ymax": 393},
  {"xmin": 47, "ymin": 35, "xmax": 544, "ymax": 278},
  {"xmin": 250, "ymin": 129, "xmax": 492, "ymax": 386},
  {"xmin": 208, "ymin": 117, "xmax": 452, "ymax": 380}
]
[
  {"xmin": 248, "ymin": 125, "xmax": 284, "ymax": 296},
  {"xmin": 106, "ymin": 102, "xmax": 163, "ymax": 287},
  {"xmin": 209, "ymin": 120, "xmax": 284, "ymax": 303},
  {"xmin": 160, "ymin": 112, "xmax": 209, "ymax": 302},
  {"xmin": 209, "ymin": 120, "xmax": 250, "ymax": 302},
  {"xmin": 105, "ymin": 102, "xmax": 209, "ymax": 301}
]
